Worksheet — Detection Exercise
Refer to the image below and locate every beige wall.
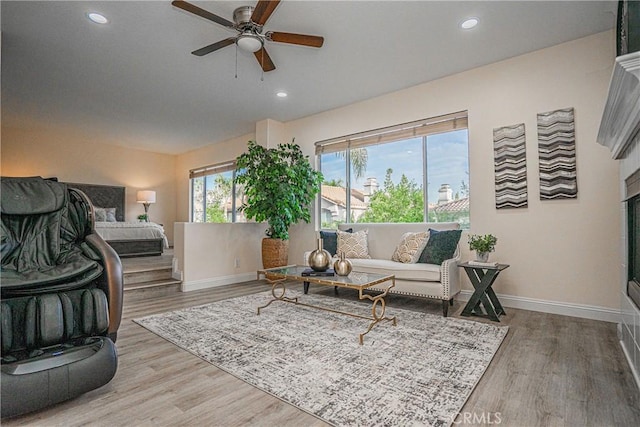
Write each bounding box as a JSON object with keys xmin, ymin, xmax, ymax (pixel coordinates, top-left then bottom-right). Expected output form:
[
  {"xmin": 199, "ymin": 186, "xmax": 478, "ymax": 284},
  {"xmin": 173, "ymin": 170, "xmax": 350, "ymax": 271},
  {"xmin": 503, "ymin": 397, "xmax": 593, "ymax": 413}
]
[
  {"xmin": 1, "ymin": 123, "xmax": 177, "ymax": 243},
  {"xmin": 175, "ymin": 31, "xmax": 621, "ymax": 311},
  {"xmin": 286, "ymin": 30, "xmax": 620, "ymax": 309},
  {"xmin": 174, "ymin": 222, "xmax": 264, "ymax": 290}
]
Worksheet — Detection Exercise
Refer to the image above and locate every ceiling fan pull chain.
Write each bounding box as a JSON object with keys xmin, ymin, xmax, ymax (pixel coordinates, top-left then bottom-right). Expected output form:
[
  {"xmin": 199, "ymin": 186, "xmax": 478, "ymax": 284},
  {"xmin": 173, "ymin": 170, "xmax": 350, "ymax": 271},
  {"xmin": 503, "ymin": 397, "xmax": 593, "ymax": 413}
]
[
  {"xmin": 235, "ymin": 44, "xmax": 238, "ymax": 79},
  {"xmin": 261, "ymin": 49, "xmax": 264, "ymax": 82}
]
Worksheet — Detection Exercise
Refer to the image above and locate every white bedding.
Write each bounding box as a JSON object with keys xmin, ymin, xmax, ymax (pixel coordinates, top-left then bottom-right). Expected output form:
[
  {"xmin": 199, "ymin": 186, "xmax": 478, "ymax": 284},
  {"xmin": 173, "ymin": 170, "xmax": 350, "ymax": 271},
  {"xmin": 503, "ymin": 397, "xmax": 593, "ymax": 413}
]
[{"xmin": 95, "ymin": 221, "xmax": 169, "ymax": 248}]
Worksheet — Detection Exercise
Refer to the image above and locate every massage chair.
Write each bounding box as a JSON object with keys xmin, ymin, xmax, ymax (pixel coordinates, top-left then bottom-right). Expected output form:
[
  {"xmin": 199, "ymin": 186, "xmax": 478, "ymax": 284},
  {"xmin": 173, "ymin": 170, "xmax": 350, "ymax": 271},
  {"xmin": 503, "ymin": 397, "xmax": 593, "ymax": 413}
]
[{"xmin": 1, "ymin": 176, "xmax": 123, "ymax": 418}]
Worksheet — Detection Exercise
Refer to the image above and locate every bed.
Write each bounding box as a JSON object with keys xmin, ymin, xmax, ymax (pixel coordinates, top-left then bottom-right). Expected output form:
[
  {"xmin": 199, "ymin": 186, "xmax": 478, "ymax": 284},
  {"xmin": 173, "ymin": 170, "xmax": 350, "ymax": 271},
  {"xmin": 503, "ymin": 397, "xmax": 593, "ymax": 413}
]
[{"xmin": 66, "ymin": 182, "xmax": 168, "ymax": 258}]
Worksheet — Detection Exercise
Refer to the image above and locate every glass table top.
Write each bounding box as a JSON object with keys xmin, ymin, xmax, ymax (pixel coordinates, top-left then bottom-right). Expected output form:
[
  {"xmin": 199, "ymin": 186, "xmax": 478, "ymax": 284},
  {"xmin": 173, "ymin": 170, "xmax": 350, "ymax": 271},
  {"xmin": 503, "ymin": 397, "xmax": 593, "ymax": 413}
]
[{"xmin": 260, "ymin": 265, "xmax": 394, "ymax": 288}]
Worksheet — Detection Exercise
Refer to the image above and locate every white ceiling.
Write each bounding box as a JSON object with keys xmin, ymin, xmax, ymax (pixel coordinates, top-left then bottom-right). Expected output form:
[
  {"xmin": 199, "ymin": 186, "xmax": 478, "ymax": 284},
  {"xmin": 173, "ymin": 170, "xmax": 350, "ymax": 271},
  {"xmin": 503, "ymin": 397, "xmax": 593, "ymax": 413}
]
[{"xmin": 2, "ymin": 1, "xmax": 616, "ymax": 155}]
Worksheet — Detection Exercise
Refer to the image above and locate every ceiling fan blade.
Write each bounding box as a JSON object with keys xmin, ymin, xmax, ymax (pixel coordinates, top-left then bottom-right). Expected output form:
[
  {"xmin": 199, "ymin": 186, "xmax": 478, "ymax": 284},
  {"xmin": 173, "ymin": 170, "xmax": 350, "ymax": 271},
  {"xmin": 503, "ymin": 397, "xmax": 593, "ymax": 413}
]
[
  {"xmin": 254, "ymin": 47, "xmax": 276, "ymax": 72},
  {"xmin": 268, "ymin": 31, "xmax": 324, "ymax": 48},
  {"xmin": 251, "ymin": 0, "xmax": 281, "ymax": 26},
  {"xmin": 192, "ymin": 38, "xmax": 236, "ymax": 56},
  {"xmin": 172, "ymin": 0, "xmax": 235, "ymax": 29}
]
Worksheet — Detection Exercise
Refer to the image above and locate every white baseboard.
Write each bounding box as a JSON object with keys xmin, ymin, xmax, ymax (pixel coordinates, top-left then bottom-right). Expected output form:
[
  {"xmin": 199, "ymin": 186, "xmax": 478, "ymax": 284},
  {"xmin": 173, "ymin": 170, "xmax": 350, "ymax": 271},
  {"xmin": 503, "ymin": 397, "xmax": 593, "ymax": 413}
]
[
  {"xmin": 181, "ymin": 272, "xmax": 257, "ymax": 292},
  {"xmin": 619, "ymin": 323, "xmax": 640, "ymax": 392},
  {"xmin": 620, "ymin": 340, "xmax": 640, "ymax": 391},
  {"xmin": 171, "ymin": 257, "xmax": 183, "ymax": 281},
  {"xmin": 180, "ymin": 276, "xmax": 620, "ymax": 323},
  {"xmin": 458, "ymin": 290, "xmax": 620, "ymax": 323}
]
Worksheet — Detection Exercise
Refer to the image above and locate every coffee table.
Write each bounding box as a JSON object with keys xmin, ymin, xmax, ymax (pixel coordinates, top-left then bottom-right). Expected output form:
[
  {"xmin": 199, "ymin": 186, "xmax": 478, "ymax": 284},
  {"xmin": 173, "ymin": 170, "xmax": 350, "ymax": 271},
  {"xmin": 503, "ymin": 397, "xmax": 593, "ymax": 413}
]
[{"xmin": 257, "ymin": 265, "xmax": 397, "ymax": 344}]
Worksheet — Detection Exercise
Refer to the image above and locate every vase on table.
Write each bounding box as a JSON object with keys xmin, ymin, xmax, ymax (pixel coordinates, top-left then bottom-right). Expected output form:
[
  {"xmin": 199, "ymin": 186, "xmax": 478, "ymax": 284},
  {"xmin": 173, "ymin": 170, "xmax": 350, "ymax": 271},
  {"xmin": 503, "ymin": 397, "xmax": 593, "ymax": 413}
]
[
  {"xmin": 333, "ymin": 252, "xmax": 352, "ymax": 276},
  {"xmin": 308, "ymin": 238, "xmax": 331, "ymax": 271},
  {"xmin": 475, "ymin": 251, "xmax": 490, "ymax": 263}
]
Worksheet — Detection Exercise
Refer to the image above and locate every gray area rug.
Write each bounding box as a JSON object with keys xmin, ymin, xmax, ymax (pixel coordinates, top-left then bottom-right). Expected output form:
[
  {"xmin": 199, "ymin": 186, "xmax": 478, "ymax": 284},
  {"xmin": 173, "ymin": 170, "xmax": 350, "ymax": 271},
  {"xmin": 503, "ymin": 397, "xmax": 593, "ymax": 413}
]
[{"xmin": 134, "ymin": 290, "xmax": 508, "ymax": 427}]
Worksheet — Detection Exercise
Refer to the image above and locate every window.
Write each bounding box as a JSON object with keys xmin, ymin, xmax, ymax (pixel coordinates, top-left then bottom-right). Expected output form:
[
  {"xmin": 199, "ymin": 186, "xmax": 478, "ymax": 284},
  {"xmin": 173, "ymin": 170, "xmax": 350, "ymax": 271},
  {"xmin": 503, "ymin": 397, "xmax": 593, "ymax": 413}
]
[
  {"xmin": 189, "ymin": 161, "xmax": 245, "ymax": 223},
  {"xmin": 316, "ymin": 111, "xmax": 469, "ymax": 229}
]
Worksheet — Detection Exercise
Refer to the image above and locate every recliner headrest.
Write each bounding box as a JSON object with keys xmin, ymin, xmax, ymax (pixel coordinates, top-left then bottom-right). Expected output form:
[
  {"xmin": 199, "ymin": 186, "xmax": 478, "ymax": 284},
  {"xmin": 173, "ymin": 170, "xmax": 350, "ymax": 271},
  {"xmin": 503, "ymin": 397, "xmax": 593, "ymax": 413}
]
[{"xmin": 1, "ymin": 177, "xmax": 67, "ymax": 215}]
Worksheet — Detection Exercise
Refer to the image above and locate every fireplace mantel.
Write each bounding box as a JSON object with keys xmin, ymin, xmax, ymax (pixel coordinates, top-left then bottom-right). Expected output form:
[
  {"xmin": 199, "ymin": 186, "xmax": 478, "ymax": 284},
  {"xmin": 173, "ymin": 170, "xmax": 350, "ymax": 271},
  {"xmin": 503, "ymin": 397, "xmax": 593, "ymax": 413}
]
[{"xmin": 597, "ymin": 51, "xmax": 640, "ymax": 159}]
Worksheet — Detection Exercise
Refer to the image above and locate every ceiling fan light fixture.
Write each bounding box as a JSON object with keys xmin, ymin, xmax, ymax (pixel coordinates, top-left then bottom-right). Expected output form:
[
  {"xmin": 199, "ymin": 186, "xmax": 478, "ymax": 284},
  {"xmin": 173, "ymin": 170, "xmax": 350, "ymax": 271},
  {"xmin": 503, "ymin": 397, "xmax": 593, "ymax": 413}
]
[{"xmin": 237, "ymin": 33, "xmax": 263, "ymax": 53}]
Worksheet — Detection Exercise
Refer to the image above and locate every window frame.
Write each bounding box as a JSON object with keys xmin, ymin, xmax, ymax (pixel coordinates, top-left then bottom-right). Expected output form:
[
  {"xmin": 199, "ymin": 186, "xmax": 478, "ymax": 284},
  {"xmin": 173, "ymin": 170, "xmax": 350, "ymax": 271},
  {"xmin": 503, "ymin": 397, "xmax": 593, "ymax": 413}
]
[
  {"xmin": 189, "ymin": 160, "xmax": 240, "ymax": 223},
  {"xmin": 315, "ymin": 111, "xmax": 469, "ymax": 227}
]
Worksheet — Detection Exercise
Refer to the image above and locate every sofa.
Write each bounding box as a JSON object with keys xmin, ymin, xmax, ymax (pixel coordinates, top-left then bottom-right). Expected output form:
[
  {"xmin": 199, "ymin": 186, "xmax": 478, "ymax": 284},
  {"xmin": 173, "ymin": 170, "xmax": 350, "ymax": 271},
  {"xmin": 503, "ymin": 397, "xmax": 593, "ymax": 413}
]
[{"xmin": 305, "ymin": 222, "xmax": 462, "ymax": 316}]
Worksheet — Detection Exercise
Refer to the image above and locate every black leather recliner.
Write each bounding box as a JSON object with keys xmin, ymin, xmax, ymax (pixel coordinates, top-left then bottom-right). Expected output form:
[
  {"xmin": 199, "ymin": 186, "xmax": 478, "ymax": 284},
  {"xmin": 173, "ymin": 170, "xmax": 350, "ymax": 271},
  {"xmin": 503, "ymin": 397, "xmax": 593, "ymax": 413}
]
[{"xmin": 1, "ymin": 176, "xmax": 123, "ymax": 418}]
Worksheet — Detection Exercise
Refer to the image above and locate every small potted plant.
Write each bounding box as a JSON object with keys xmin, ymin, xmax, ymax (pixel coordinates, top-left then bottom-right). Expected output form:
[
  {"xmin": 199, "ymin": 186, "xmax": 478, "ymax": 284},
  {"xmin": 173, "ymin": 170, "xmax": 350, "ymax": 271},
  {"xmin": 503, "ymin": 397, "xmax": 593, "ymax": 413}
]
[
  {"xmin": 468, "ymin": 234, "xmax": 497, "ymax": 262},
  {"xmin": 137, "ymin": 214, "xmax": 148, "ymax": 222}
]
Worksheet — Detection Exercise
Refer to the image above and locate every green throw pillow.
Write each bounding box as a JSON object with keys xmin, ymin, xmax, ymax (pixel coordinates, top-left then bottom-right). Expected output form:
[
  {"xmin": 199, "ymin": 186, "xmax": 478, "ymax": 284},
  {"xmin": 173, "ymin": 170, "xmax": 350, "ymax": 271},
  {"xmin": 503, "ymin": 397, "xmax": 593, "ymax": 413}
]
[{"xmin": 418, "ymin": 229, "xmax": 462, "ymax": 264}]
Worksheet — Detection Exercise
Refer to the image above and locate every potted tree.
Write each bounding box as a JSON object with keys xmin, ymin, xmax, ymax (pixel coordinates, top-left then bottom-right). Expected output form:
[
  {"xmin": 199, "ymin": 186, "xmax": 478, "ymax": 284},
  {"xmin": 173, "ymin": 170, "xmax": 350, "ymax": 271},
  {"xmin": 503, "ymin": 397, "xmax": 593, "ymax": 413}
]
[
  {"xmin": 235, "ymin": 140, "xmax": 323, "ymax": 268},
  {"xmin": 468, "ymin": 234, "xmax": 498, "ymax": 262}
]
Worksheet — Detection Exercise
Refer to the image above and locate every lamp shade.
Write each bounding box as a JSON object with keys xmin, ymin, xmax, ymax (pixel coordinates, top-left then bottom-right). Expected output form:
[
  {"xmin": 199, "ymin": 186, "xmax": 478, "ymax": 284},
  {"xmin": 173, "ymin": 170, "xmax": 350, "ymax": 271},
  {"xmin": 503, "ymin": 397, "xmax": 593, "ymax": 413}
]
[{"xmin": 136, "ymin": 190, "xmax": 156, "ymax": 204}]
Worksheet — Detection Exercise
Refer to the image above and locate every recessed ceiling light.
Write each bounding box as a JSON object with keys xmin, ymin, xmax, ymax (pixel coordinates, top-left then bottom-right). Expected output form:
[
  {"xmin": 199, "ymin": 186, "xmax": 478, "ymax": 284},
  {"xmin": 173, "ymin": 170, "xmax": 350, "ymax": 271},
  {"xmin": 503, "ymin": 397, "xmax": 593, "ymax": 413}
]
[
  {"xmin": 87, "ymin": 12, "xmax": 108, "ymax": 24},
  {"xmin": 276, "ymin": 91, "xmax": 288, "ymax": 98},
  {"xmin": 460, "ymin": 17, "xmax": 479, "ymax": 30}
]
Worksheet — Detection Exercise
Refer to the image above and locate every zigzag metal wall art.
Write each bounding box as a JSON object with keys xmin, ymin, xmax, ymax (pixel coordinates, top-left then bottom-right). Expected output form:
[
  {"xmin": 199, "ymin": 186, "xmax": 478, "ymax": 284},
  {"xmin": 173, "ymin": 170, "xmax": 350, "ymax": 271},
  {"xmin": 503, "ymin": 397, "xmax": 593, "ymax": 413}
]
[
  {"xmin": 537, "ymin": 108, "xmax": 577, "ymax": 200},
  {"xmin": 493, "ymin": 123, "xmax": 528, "ymax": 209}
]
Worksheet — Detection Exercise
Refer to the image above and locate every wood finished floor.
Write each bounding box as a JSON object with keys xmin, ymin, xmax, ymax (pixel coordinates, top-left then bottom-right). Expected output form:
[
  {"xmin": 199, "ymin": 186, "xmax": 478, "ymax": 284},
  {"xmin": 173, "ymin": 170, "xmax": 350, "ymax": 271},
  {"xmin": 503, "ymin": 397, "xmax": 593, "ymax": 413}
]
[
  {"xmin": 3, "ymin": 280, "xmax": 640, "ymax": 426},
  {"xmin": 119, "ymin": 249, "xmax": 175, "ymax": 272}
]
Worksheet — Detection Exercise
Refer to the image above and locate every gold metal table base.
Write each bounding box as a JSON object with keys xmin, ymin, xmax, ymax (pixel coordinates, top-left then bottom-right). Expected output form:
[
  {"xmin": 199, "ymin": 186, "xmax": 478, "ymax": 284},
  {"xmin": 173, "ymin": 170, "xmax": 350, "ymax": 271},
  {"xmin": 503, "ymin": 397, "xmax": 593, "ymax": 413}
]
[{"xmin": 257, "ymin": 274, "xmax": 397, "ymax": 345}]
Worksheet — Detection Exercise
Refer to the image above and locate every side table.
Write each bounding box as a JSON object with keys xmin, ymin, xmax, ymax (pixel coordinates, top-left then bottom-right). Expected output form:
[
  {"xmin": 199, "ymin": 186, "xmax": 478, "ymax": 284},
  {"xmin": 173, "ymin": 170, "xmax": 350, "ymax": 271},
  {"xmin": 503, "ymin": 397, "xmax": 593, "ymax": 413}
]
[{"xmin": 458, "ymin": 262, "xmax": 509, "ymax": 322}]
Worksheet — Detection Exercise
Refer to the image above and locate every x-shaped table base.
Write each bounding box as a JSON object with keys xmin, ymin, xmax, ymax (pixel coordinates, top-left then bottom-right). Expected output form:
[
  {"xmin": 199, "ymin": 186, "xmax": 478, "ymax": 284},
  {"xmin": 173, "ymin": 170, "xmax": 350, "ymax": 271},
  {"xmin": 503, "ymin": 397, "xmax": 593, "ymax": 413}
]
[{"xmin": 459, "ymin": 263, "xmax": 509, "ymax": 322}]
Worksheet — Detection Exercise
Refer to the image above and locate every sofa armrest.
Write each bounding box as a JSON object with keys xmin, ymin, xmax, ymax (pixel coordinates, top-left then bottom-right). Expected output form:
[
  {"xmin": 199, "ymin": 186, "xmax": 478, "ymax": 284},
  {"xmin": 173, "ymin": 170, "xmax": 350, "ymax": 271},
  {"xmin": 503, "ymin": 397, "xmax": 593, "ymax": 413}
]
[
  {"xmin": 302, "ymin": 251, "xmax": 311, "ymax": 266},
  {"xmin": 440, "ymin": 255, "xmax": 461, "ymax": 299},
  {"xmin": 86, "ymin": 233, "xmax": 123, "ymax": 341}
]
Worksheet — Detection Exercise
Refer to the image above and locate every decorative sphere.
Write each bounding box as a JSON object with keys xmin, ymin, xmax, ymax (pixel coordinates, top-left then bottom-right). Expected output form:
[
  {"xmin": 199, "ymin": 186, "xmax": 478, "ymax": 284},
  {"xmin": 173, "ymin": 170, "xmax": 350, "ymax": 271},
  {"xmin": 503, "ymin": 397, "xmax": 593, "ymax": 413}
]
[
  {"xmin": 334, "ymin": 255, "xmax": 352, "ymax": 276},
  {"xmin": 308, "ymin": 248, "xmax": 332, "ymax": 271}
]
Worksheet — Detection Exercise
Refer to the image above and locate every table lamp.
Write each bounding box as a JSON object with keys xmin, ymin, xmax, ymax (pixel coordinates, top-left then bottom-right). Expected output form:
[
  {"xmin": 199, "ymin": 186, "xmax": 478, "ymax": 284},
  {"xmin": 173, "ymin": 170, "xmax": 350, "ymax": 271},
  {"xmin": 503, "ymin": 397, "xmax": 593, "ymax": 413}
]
[{"xmin": 136, "ymin": 190, "xmax": 156, "ymax": 222}]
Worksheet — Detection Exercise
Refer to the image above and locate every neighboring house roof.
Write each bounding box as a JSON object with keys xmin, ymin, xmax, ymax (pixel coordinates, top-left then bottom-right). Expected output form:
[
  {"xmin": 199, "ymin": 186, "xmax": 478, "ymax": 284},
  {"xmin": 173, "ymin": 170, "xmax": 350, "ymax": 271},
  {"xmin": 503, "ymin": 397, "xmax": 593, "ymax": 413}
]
[
  {"xmin": 321, "ymin": 185, "xmax": 367, "ymax": 209},
  {"xmin": 432, "ymin": 197, "xmax": 469, "ymax": 214},
  {"xmin": 350, "ymin": 188, "xmax": 365, "ymax": 202}
]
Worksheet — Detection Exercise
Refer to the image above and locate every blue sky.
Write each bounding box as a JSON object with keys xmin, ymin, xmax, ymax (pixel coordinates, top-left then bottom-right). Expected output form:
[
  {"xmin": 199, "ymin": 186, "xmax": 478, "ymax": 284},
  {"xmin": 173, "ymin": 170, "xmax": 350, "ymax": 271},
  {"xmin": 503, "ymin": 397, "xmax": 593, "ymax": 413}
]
[{"xmin": 320, "ymin": 129, "xmax": 469, "ymax": 204}]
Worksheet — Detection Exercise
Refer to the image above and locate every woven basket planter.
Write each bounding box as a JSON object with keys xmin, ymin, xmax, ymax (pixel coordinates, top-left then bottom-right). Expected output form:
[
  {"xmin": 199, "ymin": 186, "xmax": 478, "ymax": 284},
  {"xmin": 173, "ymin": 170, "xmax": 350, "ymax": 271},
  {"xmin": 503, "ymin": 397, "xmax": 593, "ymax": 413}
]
[{"xmin": 262, "ymin": 238, "xmax": 289, "ymax": 269}]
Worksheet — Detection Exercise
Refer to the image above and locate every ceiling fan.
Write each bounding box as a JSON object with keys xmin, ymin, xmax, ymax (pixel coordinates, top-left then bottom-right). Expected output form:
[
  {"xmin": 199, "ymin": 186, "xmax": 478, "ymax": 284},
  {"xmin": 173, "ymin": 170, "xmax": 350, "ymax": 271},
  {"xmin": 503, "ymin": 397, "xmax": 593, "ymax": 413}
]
[{"xmin": 172, "ymin": 0, "xmax": 324, "ymax": 72}]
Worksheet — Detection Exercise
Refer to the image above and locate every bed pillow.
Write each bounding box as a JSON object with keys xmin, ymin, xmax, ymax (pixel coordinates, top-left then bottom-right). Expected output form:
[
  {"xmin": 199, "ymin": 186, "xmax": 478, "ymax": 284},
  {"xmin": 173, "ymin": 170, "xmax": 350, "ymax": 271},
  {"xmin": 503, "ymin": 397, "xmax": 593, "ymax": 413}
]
[
  {"xmin": 337, "ymin": 229, "xmax": 371, "ymax": 259},
  {"xmin": 95, "ymin": 207, "xmax": 117, "ymax": 222},
  {"xmin": 320, "ymin": 228, "xmax": 352, "ymax": 256},
  {"xmin": 94, "ymin": 207, "xmax": 107, "ymax": 222},
  {"xmin": 391, "ymin": 231, "xmax": 430, "ymax": 263},
  {"xmin": 418, "ymin": 228, "xmax": 462, "ymax": 265},
  {"xmin": 104, "ymin": 208, "xmax": 117, "ymax": 222}
]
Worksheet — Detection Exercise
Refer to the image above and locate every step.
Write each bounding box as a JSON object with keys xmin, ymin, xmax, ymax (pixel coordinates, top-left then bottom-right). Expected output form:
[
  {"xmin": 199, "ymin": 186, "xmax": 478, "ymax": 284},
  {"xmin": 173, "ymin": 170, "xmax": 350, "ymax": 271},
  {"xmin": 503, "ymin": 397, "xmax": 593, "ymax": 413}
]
[
  {"xmin": 124, "ymin": 278, "xmax": 182, "ymax": 292},
  {"xmin": 124, "ymin": 267, "xmax": 173, "ymax": 285}
]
